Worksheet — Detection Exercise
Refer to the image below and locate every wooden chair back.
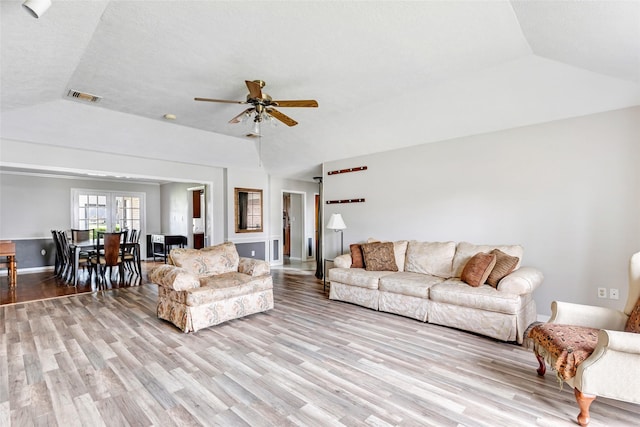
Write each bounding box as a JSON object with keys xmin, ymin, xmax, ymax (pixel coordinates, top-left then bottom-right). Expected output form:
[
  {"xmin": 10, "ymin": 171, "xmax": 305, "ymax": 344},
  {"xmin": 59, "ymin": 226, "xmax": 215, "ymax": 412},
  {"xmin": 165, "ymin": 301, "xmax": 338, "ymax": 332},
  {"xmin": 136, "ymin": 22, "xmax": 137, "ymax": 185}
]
[{"xmin": 100, "ymin": 232, "xmax": 123, "ymax": 266}]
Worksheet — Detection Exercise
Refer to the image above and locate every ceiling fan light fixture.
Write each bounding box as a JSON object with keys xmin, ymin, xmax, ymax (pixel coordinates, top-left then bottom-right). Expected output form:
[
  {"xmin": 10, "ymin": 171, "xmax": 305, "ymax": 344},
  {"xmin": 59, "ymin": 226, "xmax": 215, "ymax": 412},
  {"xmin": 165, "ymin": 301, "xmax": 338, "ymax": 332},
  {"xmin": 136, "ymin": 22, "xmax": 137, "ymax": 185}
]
[
  {"xmin": 23, "ymin": 0, "xmax": 51, "ymax": 18},
  {"xmin": 251, "ymin": 120, "xmax": 261, "ymax": 136}
]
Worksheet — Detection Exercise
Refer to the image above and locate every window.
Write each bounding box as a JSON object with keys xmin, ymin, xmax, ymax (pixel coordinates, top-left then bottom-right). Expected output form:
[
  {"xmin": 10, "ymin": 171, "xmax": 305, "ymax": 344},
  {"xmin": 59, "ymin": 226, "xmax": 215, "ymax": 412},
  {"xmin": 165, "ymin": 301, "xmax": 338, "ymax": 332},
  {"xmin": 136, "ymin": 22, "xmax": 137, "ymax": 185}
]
[{"xmin": 72, "ymin": 189, "xmax": 145, "ymax": 235}]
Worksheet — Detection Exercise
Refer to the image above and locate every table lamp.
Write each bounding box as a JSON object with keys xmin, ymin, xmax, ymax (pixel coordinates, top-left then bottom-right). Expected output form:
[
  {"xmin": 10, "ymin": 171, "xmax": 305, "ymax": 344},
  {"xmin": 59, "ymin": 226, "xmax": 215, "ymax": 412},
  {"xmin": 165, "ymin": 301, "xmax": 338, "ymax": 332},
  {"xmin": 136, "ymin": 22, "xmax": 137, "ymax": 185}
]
[{"xmin": 327, "ymin": 213, "xmax": 347, "ymax": 255}]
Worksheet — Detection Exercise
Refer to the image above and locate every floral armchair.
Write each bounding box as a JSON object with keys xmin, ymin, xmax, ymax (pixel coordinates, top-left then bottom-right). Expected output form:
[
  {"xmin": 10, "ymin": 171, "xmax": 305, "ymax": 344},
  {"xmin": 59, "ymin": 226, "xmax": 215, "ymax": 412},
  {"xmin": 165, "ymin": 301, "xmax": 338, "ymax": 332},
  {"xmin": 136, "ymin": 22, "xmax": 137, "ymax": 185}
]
[{"xmin": 528, "ymin": 251, "xmax": 640, "ymax": 426}]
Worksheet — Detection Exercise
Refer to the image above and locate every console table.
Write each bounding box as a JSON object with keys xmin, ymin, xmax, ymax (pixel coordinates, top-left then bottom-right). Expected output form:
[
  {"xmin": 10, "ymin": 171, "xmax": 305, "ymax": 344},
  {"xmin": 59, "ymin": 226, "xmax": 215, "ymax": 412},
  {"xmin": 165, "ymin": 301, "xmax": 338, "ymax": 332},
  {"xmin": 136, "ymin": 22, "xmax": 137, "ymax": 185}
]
[
  {"xmin": 0, "ymin": 241, "xmax": 17, "ymax": 287},
  {"xmin": 150, "ymin": 234, "xmax": 187, "ymax": 263}
]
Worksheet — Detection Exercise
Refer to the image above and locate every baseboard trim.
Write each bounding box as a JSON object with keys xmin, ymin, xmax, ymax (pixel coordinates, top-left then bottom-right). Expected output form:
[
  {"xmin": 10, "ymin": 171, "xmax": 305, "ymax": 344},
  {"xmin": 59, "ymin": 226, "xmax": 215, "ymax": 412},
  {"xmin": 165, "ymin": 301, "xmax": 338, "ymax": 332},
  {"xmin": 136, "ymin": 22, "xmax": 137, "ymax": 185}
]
[{"xmin": 7, "ymin": 266, "xmax": 55, "ymax": 275}]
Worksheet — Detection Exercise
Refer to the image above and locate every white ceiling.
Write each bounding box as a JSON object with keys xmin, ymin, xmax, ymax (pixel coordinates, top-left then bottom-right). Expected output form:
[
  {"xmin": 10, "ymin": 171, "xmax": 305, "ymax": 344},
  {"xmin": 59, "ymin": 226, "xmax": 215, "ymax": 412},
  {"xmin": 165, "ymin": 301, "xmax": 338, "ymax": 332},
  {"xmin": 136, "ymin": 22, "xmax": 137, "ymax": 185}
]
[{"xmin": 1, "ymin": 0, "xmax": 639, "ymax": 181}]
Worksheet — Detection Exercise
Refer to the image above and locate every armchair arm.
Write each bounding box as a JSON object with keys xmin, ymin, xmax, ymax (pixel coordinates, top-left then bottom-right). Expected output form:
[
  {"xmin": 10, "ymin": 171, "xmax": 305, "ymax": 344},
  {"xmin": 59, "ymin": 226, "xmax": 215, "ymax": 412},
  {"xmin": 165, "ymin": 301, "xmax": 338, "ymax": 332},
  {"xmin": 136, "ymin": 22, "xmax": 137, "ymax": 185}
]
[
  {"xmin": 238, "ymin": 257, "xmax": 270, "ymax": 276},
  {"xmin": 550, "ymin": 301, "xmax": 628, "ymax": 330},
  {"xmin": 149, "ymin": 264, "xmax": 200, "ymax": 291},
  {"xmin": 497, "ymin": 266, "xmax": 544, "ymax": 295},
  {"xmin": 575, "ymin": 329, "xmax": 640, "ymax": 403},
  {"xmin": 333, "ymin": 254, "xmax": 352, "ymax": 269}
]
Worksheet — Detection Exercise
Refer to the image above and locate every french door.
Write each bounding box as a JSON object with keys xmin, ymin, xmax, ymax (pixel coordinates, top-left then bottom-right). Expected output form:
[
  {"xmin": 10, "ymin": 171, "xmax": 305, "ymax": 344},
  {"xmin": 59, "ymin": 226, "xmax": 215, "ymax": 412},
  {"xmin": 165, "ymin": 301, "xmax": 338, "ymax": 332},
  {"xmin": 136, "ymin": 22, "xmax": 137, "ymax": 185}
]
[{"xmin": 71, "ymin": 189, "xmax": 145, "ymax": 235}]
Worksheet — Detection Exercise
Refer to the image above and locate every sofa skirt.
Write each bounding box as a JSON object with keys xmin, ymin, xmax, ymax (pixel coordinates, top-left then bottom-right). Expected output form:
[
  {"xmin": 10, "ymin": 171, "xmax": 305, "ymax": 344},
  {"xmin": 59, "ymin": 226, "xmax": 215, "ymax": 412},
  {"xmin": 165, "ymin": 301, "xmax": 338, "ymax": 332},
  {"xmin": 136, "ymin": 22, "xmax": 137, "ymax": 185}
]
[
  {"xmin": 329, "ymin": 282, "xmax": 379, "ymax": 310},
  {"xmin": 157, "ymin": 289, "xmax": 274, "ymax": 333},
  {"xmin": 378, "ymin": 290, "xmax": 429, "ymax": 322},
  {"xmin": 428, "ymin": 298, "xmax": 536, "ymax": 344}
]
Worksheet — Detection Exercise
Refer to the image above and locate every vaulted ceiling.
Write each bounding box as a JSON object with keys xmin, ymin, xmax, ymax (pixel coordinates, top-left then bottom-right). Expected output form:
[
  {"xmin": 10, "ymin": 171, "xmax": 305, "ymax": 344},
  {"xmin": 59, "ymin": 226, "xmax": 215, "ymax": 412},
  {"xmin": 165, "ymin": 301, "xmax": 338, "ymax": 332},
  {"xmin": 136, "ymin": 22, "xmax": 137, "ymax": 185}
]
[{"xmin": 1, "ymin": 1, "xmax": 639, "ymax": 180}]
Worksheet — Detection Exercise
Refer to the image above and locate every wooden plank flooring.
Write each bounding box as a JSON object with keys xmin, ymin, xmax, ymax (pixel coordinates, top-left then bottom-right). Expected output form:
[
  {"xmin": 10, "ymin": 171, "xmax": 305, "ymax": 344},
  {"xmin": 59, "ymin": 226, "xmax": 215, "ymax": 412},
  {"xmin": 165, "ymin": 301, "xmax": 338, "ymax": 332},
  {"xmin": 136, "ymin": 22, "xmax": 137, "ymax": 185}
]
[{"xmin": 1, "ymin": 266, "xmax": 639, "ymax": 426}]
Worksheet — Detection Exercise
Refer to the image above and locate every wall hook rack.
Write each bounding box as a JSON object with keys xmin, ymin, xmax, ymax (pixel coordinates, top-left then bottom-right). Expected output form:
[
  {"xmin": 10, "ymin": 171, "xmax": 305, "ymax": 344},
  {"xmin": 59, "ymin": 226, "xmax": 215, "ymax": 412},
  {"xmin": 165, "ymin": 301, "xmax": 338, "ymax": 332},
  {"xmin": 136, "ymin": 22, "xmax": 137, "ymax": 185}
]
[{"xmin": 326, "ymin": 198, "xmax": 365, "ymax": 204}]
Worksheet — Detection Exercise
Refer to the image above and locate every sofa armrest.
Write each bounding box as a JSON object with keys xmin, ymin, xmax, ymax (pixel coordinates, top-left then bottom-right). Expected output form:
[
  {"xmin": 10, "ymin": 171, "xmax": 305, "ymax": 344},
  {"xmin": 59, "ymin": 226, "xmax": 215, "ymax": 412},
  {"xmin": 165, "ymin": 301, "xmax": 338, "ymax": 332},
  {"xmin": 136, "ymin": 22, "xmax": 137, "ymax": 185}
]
[
  {"xmin": 238, "ymin": 257, "xmax": 271, "ymax": 276},
  {"xmin": 149, "ymin": 264, "xmax": 201, "ymax": 291},
  {"xmin": 497, "ymin": 266, "xmax": 544, "ymax": 295},
  {"xmin": 549, "ymin": 301, "xmax": 628, "ymax": 330},
  {"xmin": 334, "ymin": 254, "xmax": 352, "ymax": 269},
  {"xmin": 576, "ymin": 329, "xmax": 640, "ymax": 401}
]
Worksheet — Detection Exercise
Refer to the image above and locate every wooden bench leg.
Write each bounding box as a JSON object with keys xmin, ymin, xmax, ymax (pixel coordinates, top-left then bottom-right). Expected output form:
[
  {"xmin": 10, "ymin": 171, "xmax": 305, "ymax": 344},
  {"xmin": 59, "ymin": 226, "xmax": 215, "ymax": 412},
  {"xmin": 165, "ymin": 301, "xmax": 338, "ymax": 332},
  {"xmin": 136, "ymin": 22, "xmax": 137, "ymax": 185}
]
[
  {"xmin": 575, "ymin": 388, "xmax": 596, "ymax": 426},
  {"xmin": 534, "ymin": 352, "xmax": 546, "ymax": 376}
]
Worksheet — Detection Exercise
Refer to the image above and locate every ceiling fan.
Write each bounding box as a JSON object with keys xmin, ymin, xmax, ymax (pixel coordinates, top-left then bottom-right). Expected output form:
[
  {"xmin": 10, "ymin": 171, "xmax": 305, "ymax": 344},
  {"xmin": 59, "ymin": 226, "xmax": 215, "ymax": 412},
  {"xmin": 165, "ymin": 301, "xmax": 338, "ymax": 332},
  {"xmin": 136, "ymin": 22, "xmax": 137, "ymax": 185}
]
[{"xmin": 195, "ymin": 80, "xmax": 318, "ymax": 128}]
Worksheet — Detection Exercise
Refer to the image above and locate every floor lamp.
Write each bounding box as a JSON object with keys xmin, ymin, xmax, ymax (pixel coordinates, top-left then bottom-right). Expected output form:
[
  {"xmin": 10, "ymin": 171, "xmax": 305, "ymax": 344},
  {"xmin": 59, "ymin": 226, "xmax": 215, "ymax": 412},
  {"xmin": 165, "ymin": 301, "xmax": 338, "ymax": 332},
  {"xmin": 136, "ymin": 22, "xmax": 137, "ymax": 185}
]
[{"xmin": 327, "ymin": 213, "xmax": 347, "ymax": 255}]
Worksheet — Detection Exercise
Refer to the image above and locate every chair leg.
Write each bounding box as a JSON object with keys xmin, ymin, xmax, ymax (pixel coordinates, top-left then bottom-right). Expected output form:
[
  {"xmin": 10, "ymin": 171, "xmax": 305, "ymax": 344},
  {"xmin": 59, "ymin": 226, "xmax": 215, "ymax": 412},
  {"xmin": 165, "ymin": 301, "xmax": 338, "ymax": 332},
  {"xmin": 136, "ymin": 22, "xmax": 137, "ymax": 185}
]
[
  {"xmin": 574, "ymin": 388, "xmax": 596, "ymax": 427},
  {"xmin": 534, "ymin": 352, "xmax": 546, "ymax": 376}
]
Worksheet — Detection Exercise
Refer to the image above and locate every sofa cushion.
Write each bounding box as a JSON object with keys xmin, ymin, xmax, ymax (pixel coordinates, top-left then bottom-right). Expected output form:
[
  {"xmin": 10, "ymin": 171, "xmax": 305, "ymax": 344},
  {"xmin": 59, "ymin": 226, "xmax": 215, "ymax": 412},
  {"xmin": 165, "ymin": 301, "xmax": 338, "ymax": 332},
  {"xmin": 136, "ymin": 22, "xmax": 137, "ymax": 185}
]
[
  {"xmin": 404, "ymin": 241, "xmax": 456, "ymax": 279},
  {"xmin": 625, "ymin": 297, "xmax": 640, "ymax": 333},
  {"xmin": 486, "ymin": 249, "xmax": 520, "ymax": 287},
  {"xmin": 379, "ymin": 272, "xmax": 444, "ymax": 298},
  {"xmin": 329, "ymin": 267, "xmax": 395, "ymax": 289},
  {"xmin": 350, "ymin": 244, "xmax": 364, "ymax": 268},
  {"xmin": 171, "ymin": 242, "xmax": 240, "ymax": 276},
  {"xmin": 461, "ymin": 252, "xmax": 496, "ymax": 287},
  {"xmin": 429, "ymin": 279, "xmax": 527, "ymax": 314},
  {"xmin": 452, "ymin": 242, "xmax": 523, "ymax": 278},
  {"xmin": 361, "ymin": 242, "xmax": 398, "ymax": 271},
  {"xmin": 187, "ymin": 274, "xmax": 272, "ymax": 306}
]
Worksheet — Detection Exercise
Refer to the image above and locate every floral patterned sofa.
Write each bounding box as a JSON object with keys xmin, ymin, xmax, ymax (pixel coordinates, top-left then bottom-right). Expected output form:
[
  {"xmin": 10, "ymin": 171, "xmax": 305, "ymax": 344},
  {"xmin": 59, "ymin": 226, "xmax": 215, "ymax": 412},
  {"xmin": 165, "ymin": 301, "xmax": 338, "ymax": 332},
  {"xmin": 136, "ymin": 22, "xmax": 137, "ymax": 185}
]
[
  {"xmin": 329, "ymin": 240, "xmax": 543, "ymax": 343},
  {"xmin": 149, "ymin": 241, "xmax": 273, "ymax": 332}
]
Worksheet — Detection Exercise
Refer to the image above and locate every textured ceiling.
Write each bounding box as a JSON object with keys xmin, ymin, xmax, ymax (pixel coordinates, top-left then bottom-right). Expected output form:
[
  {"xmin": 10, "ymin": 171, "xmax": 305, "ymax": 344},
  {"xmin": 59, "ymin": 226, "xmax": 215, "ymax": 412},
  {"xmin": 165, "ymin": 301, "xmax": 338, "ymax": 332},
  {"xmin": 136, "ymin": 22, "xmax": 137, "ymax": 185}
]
[{"xmin": 1, "ymin": 0, "xmax": 639, "ymax": 181}]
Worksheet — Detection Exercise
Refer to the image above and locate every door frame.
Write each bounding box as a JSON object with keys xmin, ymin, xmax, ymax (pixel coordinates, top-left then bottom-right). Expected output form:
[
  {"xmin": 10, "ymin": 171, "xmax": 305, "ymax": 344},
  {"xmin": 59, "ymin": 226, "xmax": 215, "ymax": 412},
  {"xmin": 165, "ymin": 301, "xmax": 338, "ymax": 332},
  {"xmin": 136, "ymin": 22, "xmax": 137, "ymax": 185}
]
[{"xmin": 281, "ymin": 190, "xmax": 307, "ymax": 262}]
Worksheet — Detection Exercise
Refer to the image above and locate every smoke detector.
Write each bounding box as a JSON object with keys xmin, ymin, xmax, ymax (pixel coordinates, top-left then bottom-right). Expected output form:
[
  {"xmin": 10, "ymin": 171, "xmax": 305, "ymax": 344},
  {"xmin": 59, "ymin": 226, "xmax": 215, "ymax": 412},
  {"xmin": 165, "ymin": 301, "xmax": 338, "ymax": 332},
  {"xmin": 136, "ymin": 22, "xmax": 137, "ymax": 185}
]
[{"xmin": 66, "ymin": 90, "xmax": 102, "ymax": 103}]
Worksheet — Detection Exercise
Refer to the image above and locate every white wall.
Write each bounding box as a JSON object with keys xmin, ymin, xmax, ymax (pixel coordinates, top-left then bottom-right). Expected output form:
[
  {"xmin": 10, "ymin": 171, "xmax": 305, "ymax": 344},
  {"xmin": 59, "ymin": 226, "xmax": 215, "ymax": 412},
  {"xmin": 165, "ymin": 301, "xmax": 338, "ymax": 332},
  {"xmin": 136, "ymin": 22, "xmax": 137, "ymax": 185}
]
[
  {"xmin": 323, "ymin": 107, "xmax": 640, "ymax": 316},
  {"xmin": 226, "ymin": 167, "xmax": 270, "ymax": 254}
]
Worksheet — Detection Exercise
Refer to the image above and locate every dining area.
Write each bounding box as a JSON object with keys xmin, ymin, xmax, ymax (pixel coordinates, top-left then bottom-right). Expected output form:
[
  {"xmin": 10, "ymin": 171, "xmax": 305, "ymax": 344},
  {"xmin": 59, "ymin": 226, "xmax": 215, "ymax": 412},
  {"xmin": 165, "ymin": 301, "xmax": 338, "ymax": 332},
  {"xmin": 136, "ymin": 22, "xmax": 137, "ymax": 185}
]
[{"xmin": 50, "ymin": 228, "xmax": 142, "ymax": 288}]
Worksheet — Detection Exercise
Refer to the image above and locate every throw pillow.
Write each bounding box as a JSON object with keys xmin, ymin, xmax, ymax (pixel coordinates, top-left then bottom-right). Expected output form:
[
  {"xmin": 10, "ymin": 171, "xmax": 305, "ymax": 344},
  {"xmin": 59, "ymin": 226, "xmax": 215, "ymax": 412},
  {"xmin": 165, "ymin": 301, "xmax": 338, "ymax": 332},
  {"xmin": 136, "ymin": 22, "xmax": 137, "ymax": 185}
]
[
  {"xmin": 361, "ymin": 242, "xmax": 398, "ymax": 272},
  {"xmin": 486, "ymin": 249, "xmax": 520, "ymax": 287},
  {"xmin": 350, "ymin": 244, "xmax": 364, "ymax": 268},
  {"xmin": 461, "ymin": 252, "xmax": 497, "ymax": 287},
  {"xmin": 625, "ymin": 297, "xmax": 640, "ymax": 333}
]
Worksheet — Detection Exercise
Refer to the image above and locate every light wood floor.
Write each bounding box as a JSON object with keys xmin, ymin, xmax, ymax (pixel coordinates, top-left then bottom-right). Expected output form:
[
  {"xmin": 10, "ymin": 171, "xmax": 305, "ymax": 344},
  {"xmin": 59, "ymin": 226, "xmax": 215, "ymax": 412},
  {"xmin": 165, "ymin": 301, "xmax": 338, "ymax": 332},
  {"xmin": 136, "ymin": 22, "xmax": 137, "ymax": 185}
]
[{"xmin": 1, "ymin": 267, "xmax": 638, "ymax": 426}]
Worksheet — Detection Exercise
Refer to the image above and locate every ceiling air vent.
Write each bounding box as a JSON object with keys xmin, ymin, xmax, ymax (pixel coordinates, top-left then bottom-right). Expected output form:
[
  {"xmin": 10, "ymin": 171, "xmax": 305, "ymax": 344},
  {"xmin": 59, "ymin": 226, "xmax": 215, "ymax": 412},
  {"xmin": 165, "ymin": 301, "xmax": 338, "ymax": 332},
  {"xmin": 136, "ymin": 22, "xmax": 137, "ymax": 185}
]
[{"xmin": 66, "ymin": 90, "xmax": 102, "ymax": 103}]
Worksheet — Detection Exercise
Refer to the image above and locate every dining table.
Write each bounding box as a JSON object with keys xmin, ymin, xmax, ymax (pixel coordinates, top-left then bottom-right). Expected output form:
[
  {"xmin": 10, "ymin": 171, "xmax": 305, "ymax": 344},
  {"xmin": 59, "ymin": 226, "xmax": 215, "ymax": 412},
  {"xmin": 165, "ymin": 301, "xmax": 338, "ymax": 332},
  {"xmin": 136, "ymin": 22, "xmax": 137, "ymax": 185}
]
[{"xmin": 69, "ymin": 237, "xmax": 141, "ymax": 286}]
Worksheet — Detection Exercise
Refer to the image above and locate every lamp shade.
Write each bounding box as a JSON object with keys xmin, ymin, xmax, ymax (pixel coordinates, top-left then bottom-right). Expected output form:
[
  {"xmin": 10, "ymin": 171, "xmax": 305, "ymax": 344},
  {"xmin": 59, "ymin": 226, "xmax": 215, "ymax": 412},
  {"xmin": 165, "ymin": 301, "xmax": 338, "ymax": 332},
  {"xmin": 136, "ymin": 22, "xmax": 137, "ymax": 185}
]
[
  {"xmin": 23, "ymin": 0, "xmax": 51, "ymax": 18},
  {"xmin": 326, "ymin": 213, "xmax": 346, "ymax": 230}
]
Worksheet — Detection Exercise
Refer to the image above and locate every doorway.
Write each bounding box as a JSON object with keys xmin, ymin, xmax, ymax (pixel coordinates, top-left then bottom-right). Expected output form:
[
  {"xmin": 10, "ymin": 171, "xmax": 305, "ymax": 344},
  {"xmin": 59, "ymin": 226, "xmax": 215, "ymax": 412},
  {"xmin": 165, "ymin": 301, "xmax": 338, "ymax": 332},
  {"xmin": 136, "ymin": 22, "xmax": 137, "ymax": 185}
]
[
  {"xmin": 282, "ymin": 191, "xmax": 305, "ymax": 263},
  {"xmin": 190, "ymin": 187, "xmax": 206, "ymax": 249}
]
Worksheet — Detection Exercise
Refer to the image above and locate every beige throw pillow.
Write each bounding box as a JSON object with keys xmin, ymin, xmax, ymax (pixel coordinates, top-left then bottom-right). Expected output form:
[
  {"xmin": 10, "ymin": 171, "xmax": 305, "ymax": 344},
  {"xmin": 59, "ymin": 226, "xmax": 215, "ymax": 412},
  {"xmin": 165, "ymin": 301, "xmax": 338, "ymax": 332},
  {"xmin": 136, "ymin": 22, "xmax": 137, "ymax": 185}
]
[{"xmin": 461, "ymin": 252, "xmax": 497, "ymax": 287}]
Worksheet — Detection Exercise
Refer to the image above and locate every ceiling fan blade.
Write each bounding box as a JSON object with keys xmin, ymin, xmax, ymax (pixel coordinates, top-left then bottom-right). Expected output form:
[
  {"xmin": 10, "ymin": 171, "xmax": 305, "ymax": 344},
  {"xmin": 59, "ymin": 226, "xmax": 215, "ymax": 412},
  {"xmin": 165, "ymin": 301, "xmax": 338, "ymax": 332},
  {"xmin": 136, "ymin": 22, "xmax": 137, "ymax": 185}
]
[
  {"xmin": 229, "ymin": 108, "xmax": 255, "ymax": 124},
  {"xmin": 245, "ymin": 80, "xmax": 263, "ymax": 99},
  {"xmin": 272, "ymin": 100, "xmax": 318, "ymax": 108},
  {"xmin": 267, "ymin": 108, "xmax": 298, "ymax": 127},
  {"xmin": 194, "ymin": 97, "xmax": 246, "ymax": 104}
]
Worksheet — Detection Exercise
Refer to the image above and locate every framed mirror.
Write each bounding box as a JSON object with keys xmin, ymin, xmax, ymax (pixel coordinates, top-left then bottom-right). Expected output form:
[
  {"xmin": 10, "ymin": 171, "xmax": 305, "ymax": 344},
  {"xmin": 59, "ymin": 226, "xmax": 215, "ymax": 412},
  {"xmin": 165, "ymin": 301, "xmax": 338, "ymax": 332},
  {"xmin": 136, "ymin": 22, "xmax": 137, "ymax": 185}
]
[{"xmin": 235, "ymin": 187, "xmax": 263, "ymax": 233}]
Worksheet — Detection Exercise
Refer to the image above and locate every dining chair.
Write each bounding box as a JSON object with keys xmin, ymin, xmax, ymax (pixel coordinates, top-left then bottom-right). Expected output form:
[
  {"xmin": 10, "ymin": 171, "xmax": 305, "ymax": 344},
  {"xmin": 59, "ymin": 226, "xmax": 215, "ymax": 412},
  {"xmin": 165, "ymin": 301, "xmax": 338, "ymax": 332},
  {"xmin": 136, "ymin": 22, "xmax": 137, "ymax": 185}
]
[
  {"xmin": 56, "ymin": 230, "xmax": 74, "ymax": 282},
  {"xmin": 70, "ymin": 228, "xmax": 93, "ymax": 273},
  {"xmin": 123, "ymin": 229, "xmax": 140, "ymax": 275},
  {"xmin": 89, "ymin": 232, "xmax": 124, "ymax": 285},
  {"xmin": 51, "ymin": 230, "xmax": 64, "ymax": 277}
]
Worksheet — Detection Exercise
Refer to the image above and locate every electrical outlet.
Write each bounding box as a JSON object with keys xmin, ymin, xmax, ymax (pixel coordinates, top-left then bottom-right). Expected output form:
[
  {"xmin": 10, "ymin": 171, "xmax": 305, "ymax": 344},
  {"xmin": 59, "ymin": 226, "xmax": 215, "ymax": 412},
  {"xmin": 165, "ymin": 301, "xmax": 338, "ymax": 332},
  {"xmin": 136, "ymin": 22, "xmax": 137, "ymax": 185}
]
[
  {"xmin": 251, "ymin": 250, "xmax": 255, "ymax": 257},
  {"xmin": 610, "ymin": 288, "xmax": 619, "ymax": 300},
  {"xmin": 597, "ymin": 287, "xmax": 607, "ymax": 298}
]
